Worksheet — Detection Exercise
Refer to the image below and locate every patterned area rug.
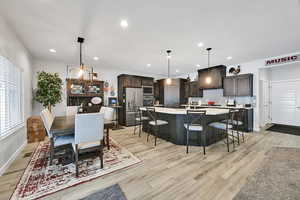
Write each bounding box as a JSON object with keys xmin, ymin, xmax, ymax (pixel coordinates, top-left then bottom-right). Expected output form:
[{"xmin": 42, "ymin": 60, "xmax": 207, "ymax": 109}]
[{"xmin": 10, "ymin": 139, "xmax": 141, "ymax": 200}]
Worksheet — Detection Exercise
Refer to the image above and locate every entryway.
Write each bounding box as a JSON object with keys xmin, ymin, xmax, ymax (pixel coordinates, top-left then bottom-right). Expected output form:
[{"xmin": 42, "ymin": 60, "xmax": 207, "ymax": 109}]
[{"xmin": 271, "ymin": 80, "xmax": 300, "ymax": 127}]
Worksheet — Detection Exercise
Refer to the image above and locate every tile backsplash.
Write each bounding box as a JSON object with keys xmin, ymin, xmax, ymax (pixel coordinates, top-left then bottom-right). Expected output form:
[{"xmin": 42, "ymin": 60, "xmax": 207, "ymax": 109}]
[{"xmin": 189, "ymin": 89, "xmax": 254, "ymax": 106}]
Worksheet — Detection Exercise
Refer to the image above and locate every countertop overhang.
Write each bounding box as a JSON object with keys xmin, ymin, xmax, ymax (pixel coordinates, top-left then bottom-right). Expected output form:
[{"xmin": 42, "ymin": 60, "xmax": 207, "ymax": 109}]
[{"xmin": 140, "ymin": 107, "xmax": 229, "ymax": 115}]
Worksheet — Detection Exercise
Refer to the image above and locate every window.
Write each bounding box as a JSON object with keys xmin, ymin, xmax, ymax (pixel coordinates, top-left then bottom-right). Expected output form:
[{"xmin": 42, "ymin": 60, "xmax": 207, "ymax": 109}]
[{"xmin": 0, "ymin": 55, "xmax": 24, "ymax": 138}]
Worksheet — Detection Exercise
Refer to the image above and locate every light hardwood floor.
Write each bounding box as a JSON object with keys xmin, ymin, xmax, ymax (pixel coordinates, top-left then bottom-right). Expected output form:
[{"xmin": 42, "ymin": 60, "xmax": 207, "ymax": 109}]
[{"xmin": 1, "ymin": 127, "xmax": 300, "ymax": 200}]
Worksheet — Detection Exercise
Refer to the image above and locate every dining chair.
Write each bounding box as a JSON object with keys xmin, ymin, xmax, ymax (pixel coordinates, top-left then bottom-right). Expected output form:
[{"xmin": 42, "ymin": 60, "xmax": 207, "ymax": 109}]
[
  {"xmin": 184, "ymin": 110, "xmax": 207, "ymax": 154},
  {"xmin": 208, "ymin": 109, "xmax": 236, "ymax": 152},
  {"xmin": 133, "ymin": 106, "xmax": 149, "ymax": 137},
  {"xmin": 72, "ymin": 113, "xmax": 104, "ymax": 177},
  {"xmin": 100, "ymin": 106, "xmax": 115, "ymax": 121},
  {"xmin": 146, "ymin": 107, "xmax": 168, "ymax": 146},
  {"xmin": 41, "ymin": 109, "xmax": 74, "ymax": 165},
  {"xmin": 66, "ymin": 106, "xmax": 78, "ymax": 116}
]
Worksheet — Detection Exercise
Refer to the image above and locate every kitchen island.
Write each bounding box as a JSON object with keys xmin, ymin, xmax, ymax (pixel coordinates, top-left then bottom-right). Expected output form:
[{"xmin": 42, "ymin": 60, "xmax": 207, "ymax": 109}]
[{"xmin": 140, "ymin": 107, "xmax": 230, "ymax": 146}]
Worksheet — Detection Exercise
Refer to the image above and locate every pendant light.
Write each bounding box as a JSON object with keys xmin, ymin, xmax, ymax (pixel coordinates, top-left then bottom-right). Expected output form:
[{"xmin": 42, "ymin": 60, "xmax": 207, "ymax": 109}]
[
  {"xmin": 205, "ymin": 48, "xmax": 212, "ymax": 84},
  {"xmin": 166, "ymin": 50, "xmax": 172, "ymax": 85},
  {"xmin": 78, "ymin": 37, "xmax": 85, "ymax": 79}
]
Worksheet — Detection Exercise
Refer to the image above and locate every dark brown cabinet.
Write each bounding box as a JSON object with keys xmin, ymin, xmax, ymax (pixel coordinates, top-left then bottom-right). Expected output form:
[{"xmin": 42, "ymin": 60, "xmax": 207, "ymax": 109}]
[
  {"xmin": 142, "ymin": 77, "xmax": 154, "ymax": 86},
  {"xmin": 223, "ymin": 74, "xmax": 253, "ymax": 97},
  {"xmin": 223, "ymin": 77, "xmax": 235, "ymax": 96},
  {"xmin": 189, "ymin": 81, "xmax": 203, "ymax": 97},
  {"xmin": 118, "ymin": 74, "xmax": 154, "ymax": 125},
  {"xmin": 198, "ymin": 65, "xmax": 226, "ymax": 89}
]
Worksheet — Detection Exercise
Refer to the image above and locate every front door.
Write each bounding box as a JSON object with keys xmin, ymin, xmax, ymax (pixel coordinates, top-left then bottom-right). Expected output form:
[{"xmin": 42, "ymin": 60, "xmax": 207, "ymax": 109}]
[{"xmin": 271, "ymin": 80, "xmax": 300, "ymax": 126}]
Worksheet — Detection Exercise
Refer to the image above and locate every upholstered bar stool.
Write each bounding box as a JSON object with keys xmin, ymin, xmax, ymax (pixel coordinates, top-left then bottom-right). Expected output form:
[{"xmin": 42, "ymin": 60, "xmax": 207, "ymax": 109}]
[
  {"xmin": 133, "ymin": 107, "xmax": 149, "ymax": 137},
  {"xmin": 208, "ymin": 109, "xmax": 236, "ymax": 152},
  {"xmin": 221, "ymin": 108, "xmax": 245, "ymax": 144},
  {"xmin": 184, "ymin": 110, "xmax": 207, "ymax": 154},
  {"xmin": 146, "ymin": 107, "xmax": 168, "ymax": 146}
]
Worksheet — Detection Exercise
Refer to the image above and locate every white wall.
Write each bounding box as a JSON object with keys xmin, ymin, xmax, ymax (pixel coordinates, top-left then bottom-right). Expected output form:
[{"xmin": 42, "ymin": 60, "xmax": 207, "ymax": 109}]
[
  {"xmin": 270, "ymin": 62, "xmax": 300, "ymax": 81},
  {"xmin": 0, "ymin": 16, "xmax": 32, "ymax": 174},
  {"xmin": 32, "ymin": 59, "xmax": 164, "ymax": 116}
]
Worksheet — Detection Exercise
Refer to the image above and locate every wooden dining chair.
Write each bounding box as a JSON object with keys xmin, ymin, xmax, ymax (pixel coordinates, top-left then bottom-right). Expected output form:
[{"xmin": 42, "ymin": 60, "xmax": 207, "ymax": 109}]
[
  {"xmin": 41, "ymin": 109, "xmax": 74, "ymax": 165},
  {"xmin": 72, "ymin": 113, "xmax": 104, "ymax": 177}
]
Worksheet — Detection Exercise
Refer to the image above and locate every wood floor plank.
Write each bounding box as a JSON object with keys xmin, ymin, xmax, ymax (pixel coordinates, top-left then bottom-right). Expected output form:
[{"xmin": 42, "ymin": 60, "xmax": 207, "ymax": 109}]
[{"xmin": 0, "ymin": 127, "xmax": 299, "ymax": 200}]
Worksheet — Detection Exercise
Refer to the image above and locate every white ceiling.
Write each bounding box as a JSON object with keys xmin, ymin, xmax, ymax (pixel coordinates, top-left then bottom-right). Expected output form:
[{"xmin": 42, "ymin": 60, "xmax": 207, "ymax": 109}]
[{"xmin": 1, "ymin": 0, "xmax": 300, "ymax": 77}]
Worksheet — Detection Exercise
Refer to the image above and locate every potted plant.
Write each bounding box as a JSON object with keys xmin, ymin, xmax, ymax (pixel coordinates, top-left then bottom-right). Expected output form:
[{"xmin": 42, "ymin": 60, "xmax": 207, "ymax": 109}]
[{"xmin": 35, "ymin": 71, "xmax": 63, "ymax": 112}]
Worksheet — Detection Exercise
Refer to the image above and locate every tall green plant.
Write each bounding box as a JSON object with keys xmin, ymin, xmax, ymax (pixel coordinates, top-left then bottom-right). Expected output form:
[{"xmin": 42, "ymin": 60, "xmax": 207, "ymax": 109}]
[{"xmin": 35, "ymin": 71, "xmax": 62, "ymax": 111}]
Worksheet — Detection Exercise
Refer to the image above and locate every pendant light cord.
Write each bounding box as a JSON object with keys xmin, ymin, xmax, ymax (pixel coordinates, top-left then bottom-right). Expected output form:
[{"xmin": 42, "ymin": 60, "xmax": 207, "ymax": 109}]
[
  {"xmin": 168, "ymin": 56, "xmax": 170, "ymax": 78},
  {"xmin": 166, "ymin": 50, "xmax": 172, "ymax": 78}
]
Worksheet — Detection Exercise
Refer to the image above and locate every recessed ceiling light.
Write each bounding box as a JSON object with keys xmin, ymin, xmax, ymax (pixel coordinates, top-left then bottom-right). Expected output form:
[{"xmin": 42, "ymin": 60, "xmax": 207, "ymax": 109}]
[
  {"xmin": 196, "ymin": 64, "xmax": 201, "ymax": 67},
  {"xmin": 197, "ymin": 42, "xmax": 204, "ymax": 47},
  {"xmin": 93, "ymin": 56, "xmax": 99, "ymax": 61},
  {"xmin": 49, "ymin": 49, "xmax": 56, "ymax": 53},
  {"xmin": 227, "ymin": 56, "xmax": 233, "ymax": 60},
  {"xmin": 175, "ymin": 69, "xmax": 179, "ymax": 73},
  {"xmin": 120, "ymin": 20, "xmax": 128, "ymax": 28},
  {"xmin": 147, "ymin": 64, "xmax": 151, "ymax": 67}
]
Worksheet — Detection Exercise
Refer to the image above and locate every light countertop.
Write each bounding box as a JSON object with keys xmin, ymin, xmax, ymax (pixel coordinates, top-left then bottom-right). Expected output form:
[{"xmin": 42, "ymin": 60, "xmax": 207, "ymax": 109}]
[
  {"xmin": 180, "ymin": 104, "xmax": 253, "ymax": 110},
  {"xmin": 140, "ymin": 107, "xmax": 229, "ymax": 115}
]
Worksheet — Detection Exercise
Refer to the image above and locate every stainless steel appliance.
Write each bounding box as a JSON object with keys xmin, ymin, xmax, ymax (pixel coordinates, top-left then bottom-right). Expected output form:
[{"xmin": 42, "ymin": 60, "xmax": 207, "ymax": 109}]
[
  {"xmin": 125, "ymin": 87, "xmax": 143, "ymax": 126},
  {"xmin": 142, "ymin": 86, "xmax": 154, "ymax": 106},
  {"xmin": 142, "ymin": 86, "xmax": 153, "ymax": 95},
  {"xmin": 143, "ymin": 95, "xmax": 154, "ymax": 106}
]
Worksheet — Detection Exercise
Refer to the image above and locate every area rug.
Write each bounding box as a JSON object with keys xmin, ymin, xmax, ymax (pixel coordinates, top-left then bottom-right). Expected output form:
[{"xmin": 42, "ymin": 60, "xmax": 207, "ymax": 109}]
[
  {"xmin": 80, "ymin": 184, "xmax": 127, "ymax": 200},
  {"xmin": 266, "ymin": 124, "xmax": 300, "ymax": 136},
  {"xmin": 233, "ymin": 147, "xmax": 300, "ymax": 200},
  {"xmin": 10, "ymin": 139, "xmax": 141, "ymax": 200}
]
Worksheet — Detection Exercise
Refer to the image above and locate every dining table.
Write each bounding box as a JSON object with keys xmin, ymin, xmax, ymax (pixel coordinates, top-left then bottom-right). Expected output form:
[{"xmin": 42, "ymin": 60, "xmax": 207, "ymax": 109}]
[{"xmin": 50, "ymin": 115, "xmax": 115, "ymax": 149}]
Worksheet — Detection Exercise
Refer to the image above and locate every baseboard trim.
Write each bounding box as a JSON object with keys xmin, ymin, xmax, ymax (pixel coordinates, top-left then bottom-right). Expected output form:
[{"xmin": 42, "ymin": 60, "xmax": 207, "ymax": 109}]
[{"xmin": 0, "ymin": 141, "xmax": 27, "ymax": 176}]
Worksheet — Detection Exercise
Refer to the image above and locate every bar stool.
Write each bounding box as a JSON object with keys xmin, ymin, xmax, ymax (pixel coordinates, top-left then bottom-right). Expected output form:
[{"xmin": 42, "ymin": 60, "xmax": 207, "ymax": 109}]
[
  {"xmin": 146, "ymin": 107, "xmax": 168, "ymax": 146},
  {"xmin": 208, "ymin": 109, "xmax": 236, "ymax": 152},
  {"xmin": 133, "ymin": 107, "xmax": 149, "ymax": 137},
  {"xmin": 184, "ymin": 110, "xmax": 207, "ymax": 154},
  {"xmin": 221, "ymin": 108, "xmax": 245, "ymax": 144}
]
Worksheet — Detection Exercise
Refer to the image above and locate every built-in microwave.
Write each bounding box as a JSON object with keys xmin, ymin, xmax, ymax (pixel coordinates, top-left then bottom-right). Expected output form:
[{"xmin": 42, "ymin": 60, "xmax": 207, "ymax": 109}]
[{"xmin": 142, "ymin": 86, "xmax": 153, "ymax": 95}]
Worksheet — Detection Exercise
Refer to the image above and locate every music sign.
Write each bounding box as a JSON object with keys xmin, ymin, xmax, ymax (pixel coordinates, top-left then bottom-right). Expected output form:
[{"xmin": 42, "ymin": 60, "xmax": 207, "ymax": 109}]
[{"xmin": 265, "ymin": 54, "xmax": 300, "ymax": 66}]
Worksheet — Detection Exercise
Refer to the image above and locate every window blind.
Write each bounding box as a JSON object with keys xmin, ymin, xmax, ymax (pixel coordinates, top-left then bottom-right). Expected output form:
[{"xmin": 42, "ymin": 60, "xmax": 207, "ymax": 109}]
[{"xmin": 0, "ymin": 55, "xmax": 24, "ymax": 137}]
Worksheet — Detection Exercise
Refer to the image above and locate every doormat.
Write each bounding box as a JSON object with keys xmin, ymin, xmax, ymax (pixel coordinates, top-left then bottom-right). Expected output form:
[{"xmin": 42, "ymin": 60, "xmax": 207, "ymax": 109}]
[{"xmin": 266, "ymin": 124, "xmax": 300, "ymax": 136}]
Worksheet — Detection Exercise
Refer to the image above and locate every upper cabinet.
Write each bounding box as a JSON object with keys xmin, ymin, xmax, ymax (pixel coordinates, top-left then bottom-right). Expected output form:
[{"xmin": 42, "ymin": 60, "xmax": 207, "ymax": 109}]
[
  {"xmin": 142, "ymin": 77, "xmax": 154, "ymax": 86},
  {"xmin": 198, "ymin": 65, "xmax": 226, "ymax": 89},
  {"xmin": 223, "ymin": 74, "xmax": 253, "ymax": 97},
  {"xmin": 189, "ymin": 81, "xmax": 203, "ymax": 97}
]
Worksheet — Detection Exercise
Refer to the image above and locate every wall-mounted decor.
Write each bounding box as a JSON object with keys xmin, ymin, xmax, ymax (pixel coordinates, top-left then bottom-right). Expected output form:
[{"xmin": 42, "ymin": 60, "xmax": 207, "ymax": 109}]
[
  {"xmin": 265, "ymin": 54, "xmax": 300, "ymax": 66},
  {"xmin": 229, "ymin": 65, "xmax": 241, "ymax": 75}
]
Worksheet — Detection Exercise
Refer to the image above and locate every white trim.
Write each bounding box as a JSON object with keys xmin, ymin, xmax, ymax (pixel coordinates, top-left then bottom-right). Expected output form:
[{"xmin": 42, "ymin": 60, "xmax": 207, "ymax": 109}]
[
  {"xmin": 0, "ymin": 123, "xmax": 25, "ymax": 141},
  {"xmin": 271, "ymin": 79, "xmax": 300, "ymax": 83},
  {"xmin": 0, "ymin": 140, "xmax": 27, "ymax": 176}
]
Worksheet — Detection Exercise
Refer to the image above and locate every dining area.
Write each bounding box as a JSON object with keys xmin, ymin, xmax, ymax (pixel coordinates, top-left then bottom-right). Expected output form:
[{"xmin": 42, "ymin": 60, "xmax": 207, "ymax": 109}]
[{"xmin": 40, "ymin": 107, "xmax": 115, "ymax": 177}]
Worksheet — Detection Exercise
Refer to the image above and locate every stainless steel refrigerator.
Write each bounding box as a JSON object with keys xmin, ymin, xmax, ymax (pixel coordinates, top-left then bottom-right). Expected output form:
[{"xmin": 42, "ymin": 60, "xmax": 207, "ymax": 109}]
[{"xmin": 125, "ymin": 87, "xmax": 143, "ymax": 126}]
